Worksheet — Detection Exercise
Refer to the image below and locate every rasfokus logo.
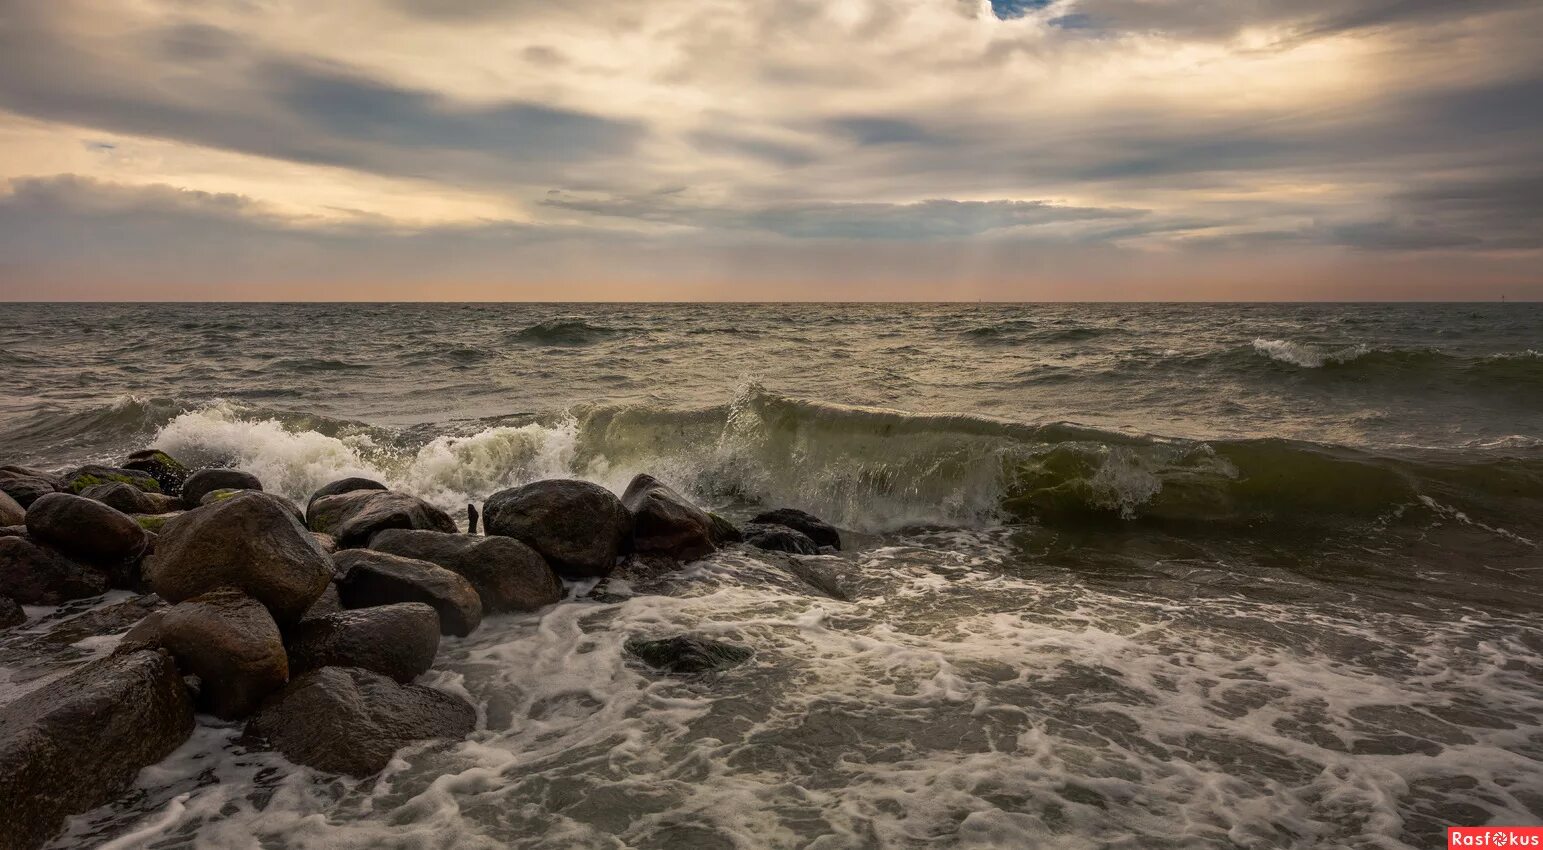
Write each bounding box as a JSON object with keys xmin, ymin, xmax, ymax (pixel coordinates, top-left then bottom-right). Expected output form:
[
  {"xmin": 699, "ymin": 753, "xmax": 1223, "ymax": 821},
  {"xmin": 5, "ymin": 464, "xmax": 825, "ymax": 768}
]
[{"xmin": 1450, "ymin": 828, "xmax": 1543, "ymax": 848}]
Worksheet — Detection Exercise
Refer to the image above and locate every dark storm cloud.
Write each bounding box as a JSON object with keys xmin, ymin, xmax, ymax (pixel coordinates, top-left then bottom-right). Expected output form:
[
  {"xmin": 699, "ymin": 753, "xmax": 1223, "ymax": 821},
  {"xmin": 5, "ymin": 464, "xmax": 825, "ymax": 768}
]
[
  {"xmin": 1054, "ymin": 0, "xmax": 1532, "ymax": 41},
  {"xmin": 542, "ymin": 194, "xmax": 1145, "ymax": 239},
  {"xmin": 0, "ymin": 7, "xmax": 643, "ymax": 185}
]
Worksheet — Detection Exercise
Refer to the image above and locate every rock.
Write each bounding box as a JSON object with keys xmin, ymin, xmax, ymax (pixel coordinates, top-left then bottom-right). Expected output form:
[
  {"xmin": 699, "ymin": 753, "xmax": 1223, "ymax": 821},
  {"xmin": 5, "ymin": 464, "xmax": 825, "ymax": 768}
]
[
  {"xmin": 62, "ymin": 464, "xmax": 161, "ymax": 495},
  {"xmin": 79, "ymin": 481, "xmax": 180, "ymax": 515},
  {"xmin": 334, "ymin": 550, "xmax": 482, "ymax": 637},
  {"xmin": 307, "ymin": 490, "xmax": 457, "ymax": 550},
  {"xmin": 621, "ymin": 474, "xmax": 716, "ymax": 563},
  {"xmin": 286, "ymin": 603, "xmax": 440, "ymax": 683},
  {"xmin": 1, "ymin": 596, "xmax": 24, "ymax": 629},
  {"xmin": 741, "ymin": 522, "xmax": 818, "ymax": 555},
  {"xmin": 482, "ymin": 480, "xmax": 631, "ymax": 579},
  {"xmin": 245, "ymin": 666, "xmax": 475, "ymax": 777},
  {"xmin": 0, "ymin": 537, "xmax": 109, "ymax": 604},
  {"xmin": 145, "ymin": 492, "xmax": 331, "ymax": 624},
  {"xmin": 625, "ymin": 635, "xmax": 753, "ymax": 674},
  {"xmin": 180, "ymin": 468, "xmax": 263, "ymax": 509},
  {"xmin": 132, "ymin": 511, "xmax": 183, "ymax": 533},
  {"xmin": 306, "ymin": 476, "xmax": 388, "ymax": 511},
  {"xmin": 23, "ymin": 492, "xmax": 148, "ymax": 565},
  {"xmin": 369, "ymin": 529, "xmax": 561, "ymax": 613},
  {"xmin": 467, "ymin": 503, "xmax": 479, "ymax": 534},
  {"xmin": 0, "ymin": 525, "xmax": 25, "ymax": 539},
  {"xmin": 0, "ymin": 490, "xmax": 23, "ymax": 526},
  {"xmin": 0, "ymin": 465, "xmax": 61, "ymax": 488},
  {"xmin": 311, "ymin": 532, "xmax": 338, "ymax": 554},
  {"xmin": 296, "ymin": 581, "xmax": 342, "ymax": 625},
  {"xmin": 121, "ymin": 449, "xmax": 190, "ymax": 496},
  {"xmin": 749, "ymin": 508, "xmax": 841, "ymax": 550},
  {"xmin": 0, "ymin": 649, "xmax": 194, "ymax": 850},
  {"xmin": 201, "ymin": 489, "xmax": 305, "ymax": 526},
  {"xmin": 0, "ymin": 473, "xmax": 58, "ymax": 509},
  {"xmin": 708, "ymin": 512, "xmax": 743, "ymax": 545},
  {"xmin": 118, "ymin": 588, "xmax": 287, "ymax": 720}
]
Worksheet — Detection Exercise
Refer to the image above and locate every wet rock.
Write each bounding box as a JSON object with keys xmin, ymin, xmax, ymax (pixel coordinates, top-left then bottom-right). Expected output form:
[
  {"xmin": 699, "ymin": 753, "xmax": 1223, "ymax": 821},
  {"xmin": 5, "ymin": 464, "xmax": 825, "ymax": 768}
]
[
  {"xmin": 1, "ymin": 596, "xmax": 24, "ymax": 629},
  {"xmin": 245, "ymin": 666, "xmax": 475, "ymax": 777},
  {"xmin": 201, "ymin": 489, "xmax": 305, "ymax": 526},
  {"xmin": 749, "ymin": 508, "xmax": 841, "ymax": 550},
  {"xmin": 122, "ymin": 449, "xmax": 190, "ymax": 496},
  {"xmin": 79, "ymin": 481, "xmax": 181, "ymax": 515},
  {"xmin": 306, "ymin": 476, "xmax": 389, "ymax": 512},
  {"xmin": 132, "ymin": 512, "xmax": 183, "ymax": 534},
  {"xmin": 119, "ymin": 588, "xmax": 287, "ymax": 720},
  {"xmin": 741, "ymin": 522, "xmax": 819, "ymax": 555},
  {"xmin": 307, "ymin": 490, "xmax": 457, "ymax": 549},
  {"xmin": 621, "ymin": 474, "xmax": 716, "ymax": 563},
  {"xmin": 296, "ymin": 582, "xmax": 342, "ymax": 625},
  {"xmin": 369, "ymin": 528, "xmax": 561, "ymax": 613},
  {"xmin": 334, "ymin": 549, "xmax": 482, "ymax": 636},
  {"xmin": 62, "ymin": 464, "xmax": 161, "ymax": 496},
  {"xmin": 311, "ymin": 532, "xmax": 338, "ymax": 555},
  {"xmin": 0, "ymin": 490, "xmax": 23, "ymax": 527},
  {"xmin": 180, "ymin": 467, "xmax": 263, "ymax": 509},
  {"xmin": 0, "ymin": 475, "xmax": 56, "ymax": 510},
  {"xmin": 0, "ymin": 649, "xmax": 194, "ymax": 850},
  {"xmin": 483, "ymin": 479, "xmax": 631, "ymax": 579},
  {"xmin": 467, "ymin": 503, "xmax": 479, "ymax": 534},
  {"xmin": 286, "ymin": 603, "xmax": 440, "ymax": 683},
  {"xmin": 708, "ymin": 512, "xmax": 743, "ymax": 545},
  {"xmin": 146, "ymin": 491, "xmax": 331, "ymax": 624},
  {"xmin": 24, "ymin": 492, "xmax": 148, "ymax": 566},
  {"xmin": 625, "ymin": 635, "xmax": 753, "ymax": 674},
  {"xmin": 0, "ymin": 537, "xmax": 105, "ymax": 606},
  {"xmin": 0, "ymin": 525, "xmax": 25, "ymax": 538}
]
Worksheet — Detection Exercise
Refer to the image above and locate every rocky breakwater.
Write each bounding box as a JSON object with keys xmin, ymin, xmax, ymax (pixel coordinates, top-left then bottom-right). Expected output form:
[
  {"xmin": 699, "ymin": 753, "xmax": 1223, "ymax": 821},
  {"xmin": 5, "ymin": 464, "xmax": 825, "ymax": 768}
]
[{"xmin": 0, "ymin": 454, "xmax": 845, "ymax": 849}]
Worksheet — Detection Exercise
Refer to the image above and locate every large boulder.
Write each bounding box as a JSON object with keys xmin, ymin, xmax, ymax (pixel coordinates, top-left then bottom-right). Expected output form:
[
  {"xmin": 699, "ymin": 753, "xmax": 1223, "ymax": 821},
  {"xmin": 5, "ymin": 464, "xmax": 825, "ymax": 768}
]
[
  {"xmin": 145, "ymin": 492, "xmax": 331, "ymax": 624},
  {"xmin": 741, "ymin": 523, "xmax": 819, "ymax": 555},
  {"xmin": 334, "ymin": 550, "xmax": 482, "ymax": 637},
  {"xmin": 79, "ymin": 481, "xmax": 180, "ymax": 515},
  {"xmin": 625, "ymin": 635, "xmax": 753, "ymax": 675},
  {"xmin": 0, "ymin": 536, "xmax": 110, "ymax": 604},
  {"xmin": 708, "ymin": 512, "xmax": 743, "ymax": 546},
  {"xmin": 621, "ymin": 474, "xmax": 716, "ymax": 563},
  {"xmin": 119, "ymin": 588, "xmax": 288, "ymax": 720},
  {"xmin": 748, "ymin": 508, "xmax": 841, "ymax": 550},
  {"xmin": 369, "ymin": 529, "xmax": 561, "ymax": 613},
  {"xmin": 0, "ymin": 474, "xmax": 55, "ymax": 509},
  {"xmin": 307, "ymin": 490, "xmax": 456, "ymax": 550},
  {"xmin": 286, "ymin": 603, "xmax": 440, "ymax": 683},
  {"xmin": 0, "ymin": 490, "xmax": 23, "ymax": 527},
  {"xmin": 24, "ymin": 492, "xmax": 147, "ymax": 565},
  {"xmin": 0, "ymin": 649, "xmax": 194, "ymax": 850},
  {"xmin": 482, "ymin": 480, "xmax": 631, "ymax": 579},
  {"xmin": 306, "ymin": 477, "xmax": 388, "ymax": 511},
  {"xmin": 61, "ymin": 464, "xmax": 160, "ymax": 495},
  {"xmin": 180, "ymin": 468, "xmax": 263, "ymax": 509},
  {"xmin": 200, "ymin": 489, "xmax": 305, "ymax": 526},
  {"xmin": 121, "ymin": 449, "xmax": 190, "ymax": 496},
  {"xmin": 245, "ymin": 666, "xmax": 475, "ymax": 777}
]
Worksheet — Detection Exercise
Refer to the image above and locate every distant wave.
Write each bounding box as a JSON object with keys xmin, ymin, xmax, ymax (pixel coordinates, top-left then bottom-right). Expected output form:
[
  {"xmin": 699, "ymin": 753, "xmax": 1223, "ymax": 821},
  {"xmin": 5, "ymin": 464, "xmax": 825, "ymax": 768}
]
[
  {"xmin": 963, "ymin": 322, "xmax": 1111, "ymax": 345},
  {"xmin": 268, "ymin": 357, "xmax": 371, "ymax": 372},
  {"xmin": 507, "ymin": 319, "xmax": 620, "ymax": 346},
  {"xmin": 1249, "ymin": 339, "xmax": 1543, "ymax": 387}
]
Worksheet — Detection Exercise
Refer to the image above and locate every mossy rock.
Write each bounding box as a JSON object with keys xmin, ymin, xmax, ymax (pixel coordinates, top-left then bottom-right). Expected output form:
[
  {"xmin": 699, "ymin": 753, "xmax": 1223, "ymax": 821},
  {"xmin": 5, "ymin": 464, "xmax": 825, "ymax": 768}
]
[
  {"xmin": 65, "ymin": 465, "xmax": 161, "ymax": 495},
  {"xmin": 133, "ymin": 512, "xmax": 184, "ymax": 533},
  {"xmin": 123, "ymin": 450, "xmax": 189, "ymax": 494}
]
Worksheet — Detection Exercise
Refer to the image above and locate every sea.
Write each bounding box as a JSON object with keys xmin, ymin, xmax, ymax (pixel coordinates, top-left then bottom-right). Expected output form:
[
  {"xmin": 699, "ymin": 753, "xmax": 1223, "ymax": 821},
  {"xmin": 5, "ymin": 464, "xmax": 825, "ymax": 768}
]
[{"xmin": 1, "ymin": 302, "xmax": 1540, "ymax": 849}]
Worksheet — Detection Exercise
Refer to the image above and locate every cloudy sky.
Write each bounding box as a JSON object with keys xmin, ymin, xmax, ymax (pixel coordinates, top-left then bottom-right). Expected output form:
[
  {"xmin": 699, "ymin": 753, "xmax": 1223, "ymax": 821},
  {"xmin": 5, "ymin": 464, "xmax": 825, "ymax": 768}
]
[{"xmin": 0, "ymin": 0, "xmax": 1539, "ymax": 300}]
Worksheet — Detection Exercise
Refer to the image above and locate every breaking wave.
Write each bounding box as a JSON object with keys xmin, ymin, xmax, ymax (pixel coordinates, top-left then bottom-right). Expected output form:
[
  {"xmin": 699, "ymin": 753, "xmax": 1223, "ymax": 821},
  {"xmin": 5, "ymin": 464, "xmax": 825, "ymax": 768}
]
[{"xmin": 506, "ymin": 319, "xmax": 622, "ymax": 347}]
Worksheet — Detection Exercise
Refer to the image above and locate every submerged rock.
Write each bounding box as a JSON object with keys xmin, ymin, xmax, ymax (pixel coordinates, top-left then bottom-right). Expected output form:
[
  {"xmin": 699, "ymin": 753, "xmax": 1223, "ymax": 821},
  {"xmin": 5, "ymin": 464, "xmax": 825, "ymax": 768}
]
[
  {"xmin": 0, "ymin": 649, "xmax": 194, "ymax": 850},
  {"xmin": 741, "ymin": 522, "xmax": 819, "ymax": 555},
  {"xmin": 120, "ymin": 588, "xmax": 288, "ymax": 720},
  {"xmin": 334, "ymin": 549, "xmax": 482, "ymax": 637},
  {"xmin": 122, "ymin": 449, "xmax": 190, "ymax": 496},
  {"xmin": 306, "ymin": 477, "xmax": 388, "ymax": 512},
  {"xmin": 62, "ymin": 464, "xmax": 160, "ymax": 495},
  {"xmin": 369, "ymin": 529, "xmax": 561, "ymax": 613},
  {"xmin": 1, "ymin": 595, "xmax": 24, "ymax": 629},
  {"xmin": 245, "ymin": 666, "xmax": 475, "ymax": 777},
  {"xmin": 307, "ymin": 490, "xmax": 457, "ymax": 549},
  {"xmin": 625, "ymin": 635, "xmax": 753, "ymax": 674},
  {"xmin": 180, "ymin": 468, "xmax": 263, "ymax": 509},
  {"xmin": 749, "ymin": 508, "xmax": 841, "ymax": 550},
  {"xmin": 483, "ymin": 479, "xmax": 631, "ymax": 579},
  {"xmin": 286, "ymin": 603, "xmax": 440, "ymax": 683},
  {"xmin": 79, "ymin": 481, "xmax": 180, "ymax": 515},
  {"xmin": 621, "ymin": 474, "xmax": 716, "ymax": 563},
  {"xmin": 0, "ymin": 537, "xmax": 110, "ymax": 604},
  {"xmin": 146, "ymin": 492, "xmax": 332, "ymax": 624},
  {"xmin": 0, "ymin": 490, "xmax": 23, "ymax": 527},
  {"xmin": 24, "ymin": 492, "xmax": 148, "ymax": 566}
]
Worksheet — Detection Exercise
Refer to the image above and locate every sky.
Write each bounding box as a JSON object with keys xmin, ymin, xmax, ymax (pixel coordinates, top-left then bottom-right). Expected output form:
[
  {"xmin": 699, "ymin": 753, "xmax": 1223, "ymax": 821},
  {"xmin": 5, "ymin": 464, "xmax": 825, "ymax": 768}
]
[{"xmin": 0, "ymin": 0, "xmax": 1540, "ymax": 301}]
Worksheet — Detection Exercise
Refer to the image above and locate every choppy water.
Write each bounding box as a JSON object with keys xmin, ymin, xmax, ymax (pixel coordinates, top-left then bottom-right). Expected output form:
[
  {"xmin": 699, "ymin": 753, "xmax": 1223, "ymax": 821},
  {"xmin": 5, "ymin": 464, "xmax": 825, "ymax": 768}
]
[{"xmin": 2, "ymin": 302, "xmax": 1541, "ymax": 849}]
